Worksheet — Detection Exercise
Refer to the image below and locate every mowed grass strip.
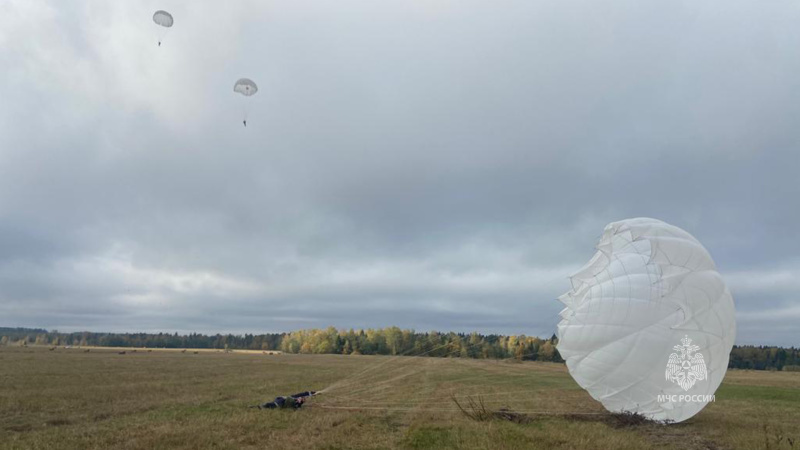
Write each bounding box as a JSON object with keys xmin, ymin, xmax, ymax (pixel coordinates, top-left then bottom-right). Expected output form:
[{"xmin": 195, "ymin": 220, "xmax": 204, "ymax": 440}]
[{"xmin": 1, "ymin": 346, "xmax": 798, "ymax": 449}]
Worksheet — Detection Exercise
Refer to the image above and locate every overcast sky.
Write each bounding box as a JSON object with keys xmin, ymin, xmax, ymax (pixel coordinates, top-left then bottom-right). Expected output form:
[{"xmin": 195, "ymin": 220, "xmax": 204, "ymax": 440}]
[{"xmin": 1, "ymin": 1, "xmax": 798, "ymax": 346}]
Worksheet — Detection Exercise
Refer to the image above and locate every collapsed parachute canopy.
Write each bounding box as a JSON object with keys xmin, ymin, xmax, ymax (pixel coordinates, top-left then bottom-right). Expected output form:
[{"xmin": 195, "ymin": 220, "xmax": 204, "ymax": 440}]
[
  {"xmin": 153, "ymin": 10, "xmax": 174, "ymax": 28},
  {"xmin": 234, "ymin": 78, "xmax": 258, "ymax": 96},
  {"xmin": 556, "ymin": 218, "xmax": 736, "ymax": 423}
]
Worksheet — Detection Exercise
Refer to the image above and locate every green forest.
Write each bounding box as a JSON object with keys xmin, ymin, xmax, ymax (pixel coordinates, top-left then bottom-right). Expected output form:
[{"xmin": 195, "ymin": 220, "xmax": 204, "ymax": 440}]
[{"xmin": 1, "ymin": 326, "xmax": 797, "ymax": 371}]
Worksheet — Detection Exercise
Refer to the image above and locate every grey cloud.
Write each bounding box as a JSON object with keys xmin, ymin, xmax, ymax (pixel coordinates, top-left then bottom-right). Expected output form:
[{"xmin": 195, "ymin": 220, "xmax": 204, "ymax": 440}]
[{"xmin": 0, "ymin": 0, "xmax": 798, "ymax": 346}]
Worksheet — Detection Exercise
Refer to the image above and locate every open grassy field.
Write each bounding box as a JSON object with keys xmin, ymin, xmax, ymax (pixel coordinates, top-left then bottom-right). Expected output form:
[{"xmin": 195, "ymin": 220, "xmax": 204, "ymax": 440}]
[{"xmin": 1, "ymin": 346, "xmax": 798, "ymax": 449}]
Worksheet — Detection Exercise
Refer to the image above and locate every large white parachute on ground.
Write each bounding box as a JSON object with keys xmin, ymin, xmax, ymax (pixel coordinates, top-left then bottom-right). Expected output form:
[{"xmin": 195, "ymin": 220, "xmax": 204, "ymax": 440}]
[
  {"xmin": 153, "ymin": 10, "xmax": 174, "ymax": 46},
  {"xmin": 556, "ymin": 218, "xmax": 736, "ymax": 423}
]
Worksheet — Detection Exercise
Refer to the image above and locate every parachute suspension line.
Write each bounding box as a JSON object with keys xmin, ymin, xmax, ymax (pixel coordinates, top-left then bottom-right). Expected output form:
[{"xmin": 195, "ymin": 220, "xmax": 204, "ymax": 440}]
[
  {"xmin": 334, "ymin": 337, "xmax": 489, "ymax": 387},
  {"xmin": 322, "ymin": 338, "xmax": 515, "ymax": 400},
  {"xmin": 336, "ymin": 360, "xmax": 556, "ymax": 404},
  {"xmin": 317, "ymin": 377, "xmax": 608, "ymax": 415},
  {"xmin": 319, "ymin": 260, "xmax": 640, "ymax": 415},
  {"xmin": 324, "ymin": 368, "xmax": 421, "ymax": 401},
  {"xmin": 328, "ymin": 358, "xmax": 561, "ymax": 404},
  {"xmin": 326, "ymin": 338, "xmax": 502, "ymax": 396},
  {"xmin": 324, "ymin": 354, "xmax": 453, "ymax": 399},
  {"xmin": 313, "ymin": 405, "xmax": 606, "ymax": 416},
  {"xmin": 318, "ymin": 354, "xmax": 603, "ymax": 412},
  {"xmin": 319, "ymin": 358, "xmax": 579, "ymax": 415},
  {"xmin": 321, "ymin": 266, "xmax": 572, "ymax": 401},
  {"xmin": 331, "ymin": 342, "xmax": 456, "ymax": 390},
  {"xmin": 157, "ymin": 28, "xmax": 169, "ymax": 46},
  {"xmin": 320, "ymin": 342, "xmax": 569, "ymax": 408},
  {"xmin": 321, "ymin": 339, "xmax": 478, "ymax": 395},
  {"xmin": 321, "ymin": 341, "xmax": 453, "ymax": 394},
  {"xmin": 318, "ymin": 390, "xmax": 592, "ymax": 416},
  {"xmin": 324, "ymin": 362, "xmax": 552, "ymax": 406},
  {"xmin": 323, "ymin": 387, "xmax": 566, "ymax": 407}
]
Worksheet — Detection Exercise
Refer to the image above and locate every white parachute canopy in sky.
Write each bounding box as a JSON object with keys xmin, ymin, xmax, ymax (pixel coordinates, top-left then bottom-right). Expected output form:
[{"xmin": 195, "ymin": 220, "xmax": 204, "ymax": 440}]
[
  {"xmin": 152, "ymin": 10, "xmax": 174, "ymax": 46},
  {"xmin": 234, "ymin": 78, "xmax": 258, "ymax": 126},
  {"xmin": 234, "ymin": 78, "xmax": 258, "ymax": 97},
  {"xmin": 556, "ymin": 218, "xmax": 736, "ymax": 423}
]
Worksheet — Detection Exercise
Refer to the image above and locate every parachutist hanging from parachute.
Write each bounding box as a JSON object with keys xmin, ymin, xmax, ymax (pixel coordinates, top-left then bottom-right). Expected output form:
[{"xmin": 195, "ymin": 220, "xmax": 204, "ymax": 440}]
[
  {"xmin": 152, "ymin": 10, "xmax": 174, "ymax": 47},
  {"xmin": 234, "ymin": 78, "xmax": 258, "ymax": 127}
]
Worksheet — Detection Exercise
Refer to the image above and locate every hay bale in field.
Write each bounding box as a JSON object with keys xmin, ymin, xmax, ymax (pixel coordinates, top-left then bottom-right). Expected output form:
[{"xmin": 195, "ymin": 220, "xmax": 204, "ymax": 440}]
[
  {"xmin": 193, "ymin": 351, "xmax": 199, "ymax": 354},
  {"xmin": 118, "ymin": 351, "xmax": 126, "ymax": 355},
  {"xmin": 49, "ymin": 346, "xmax": 56, "ymax": 351},
  {"xmin": 84, "ymin": 349, "xmax": 90, "ymax": 353}
]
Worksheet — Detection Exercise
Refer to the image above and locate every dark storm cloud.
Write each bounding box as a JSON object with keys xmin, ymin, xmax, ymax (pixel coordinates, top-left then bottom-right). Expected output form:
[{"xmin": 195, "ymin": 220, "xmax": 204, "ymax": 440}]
[{"xmin": 0, "ymin": 0, "xmax": 798, "ymax": 345}]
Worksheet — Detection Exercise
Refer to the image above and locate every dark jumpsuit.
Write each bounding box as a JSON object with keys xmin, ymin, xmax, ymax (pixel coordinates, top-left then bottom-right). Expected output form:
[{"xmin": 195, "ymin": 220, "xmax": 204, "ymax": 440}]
[{"xmin": 260, "ymin": 391, "xmax": 316, "ymax": 409}]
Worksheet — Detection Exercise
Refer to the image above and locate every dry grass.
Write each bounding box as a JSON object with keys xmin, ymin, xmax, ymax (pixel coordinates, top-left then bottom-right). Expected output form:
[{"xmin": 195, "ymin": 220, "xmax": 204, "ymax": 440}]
[{"xmin": 0, "ymin": 346, "xmax": 798, "ymax": 449}]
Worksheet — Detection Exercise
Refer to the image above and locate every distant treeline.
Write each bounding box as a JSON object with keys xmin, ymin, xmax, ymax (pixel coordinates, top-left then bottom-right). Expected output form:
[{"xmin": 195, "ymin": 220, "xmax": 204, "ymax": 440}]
[
  {"xmin": 279, "ymin": 327, "xmax": 562, "ymax": 362},
  {"xmin": 1, "ymin": 326, "xmax": 797, "ymax": 371},
  {"xmin": 0, "ymin": 326, "xmax": 560, "ymax": 361},
  {"xmin": 729, "ymin": 345, "xmax": 800, "ymax": 371},
  {"xmin": 0, "ymin": 327, "xmax": 283, "ymax": 351}
]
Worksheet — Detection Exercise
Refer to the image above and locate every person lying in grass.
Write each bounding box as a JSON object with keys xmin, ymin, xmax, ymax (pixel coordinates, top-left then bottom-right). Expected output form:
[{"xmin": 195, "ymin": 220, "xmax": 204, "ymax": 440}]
[{"xmin": 256, "ymin": 391, "xmax": 317, "ymax": 409}]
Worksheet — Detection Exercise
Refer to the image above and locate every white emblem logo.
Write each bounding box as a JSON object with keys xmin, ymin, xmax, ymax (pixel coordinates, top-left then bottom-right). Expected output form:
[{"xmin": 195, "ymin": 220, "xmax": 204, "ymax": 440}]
[{"xmin": 665, "ymin": 335, "xmax": 707, "ymax": 391}]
